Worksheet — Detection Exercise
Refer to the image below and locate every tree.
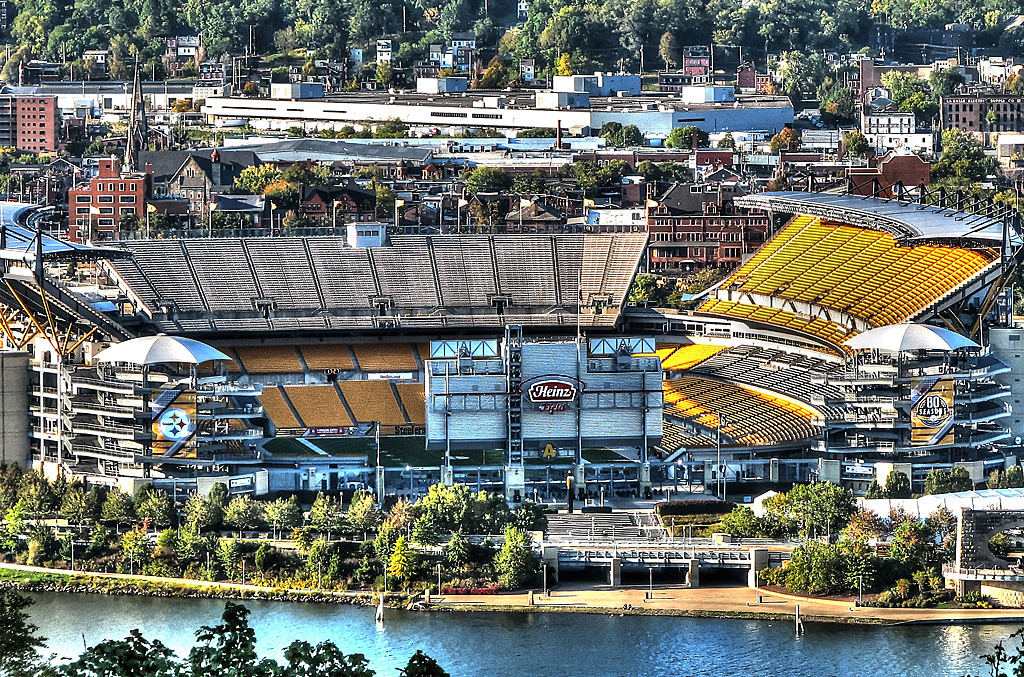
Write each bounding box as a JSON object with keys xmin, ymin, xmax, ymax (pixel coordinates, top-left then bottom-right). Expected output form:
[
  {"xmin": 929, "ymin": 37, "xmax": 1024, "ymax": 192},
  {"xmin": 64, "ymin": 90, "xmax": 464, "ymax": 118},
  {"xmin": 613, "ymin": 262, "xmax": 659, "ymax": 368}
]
[
  {"xmin": 308, "ymin": 492, "xmax": 344, "ymax": 539},
  {"xmin": 217, "ymin": 538, "xmax": 242, "ymax": 580},
  {"xmin": 479, "ymin": 55, "xmax": 511, "ymax": 89},
  {"xmin": 187, "ymin": 603, "xmax": 277, "ymax": 677},
  {"xmin": 102, "ymin": 491, "xmax": 135, "ymax": 533},
  {"xmin": 883, "ymin": 470, "xmax": 912, "ymax": 499},
  {"xmin": 0, "ymin": 591, "xmax": 47, "ymax": 677},
  {"xmin": 658, "ymin": 32, "xmax": 679, "ymax": 70},
  {"xmin": 119, "ymin": 528, "xmax": 152, "ymax": 573},
  {"xmin": 281, "ymin": 640, "xmax": 375, "ymax": 677},
  {"xmin": 666, "ymin": 126, "xmax": 708, "ymax": 149},
  {"xmin": 880, "ymin": 71, "xmax": 930, "ymax": 106},
  {"xmin": 769, "ymin": 128, "xmax": 798, "ymax": 153},
  {"xmin": 375, "ymin": 62, "xmax": 392, "ymax": 88},
  {"xmin": 923, "ymin": 468, "xmax": 952, "ymax": 496},
  {"xmin": 719, "ymin": 506, "xmax": 762, "ymax": 537},
  {"xmin": 135, "ymin": 490, "xmax": 175, "ymax": 530},
  {"xmin": 616, "ymin": 124, "xmax": 644, "ymax": 148},
  {"xmin": 388, "ymin": 535, "xmax": 416, "ymax": 589},
  {"xmin": 401, "ymin": 651, "xmax": 450, "ymax": 677},
  {"xmin": 948, "ymin": 466, "xmax": 974, "ymax": 493},
  {"xmin": 348, "ymin": 490, "xmax": 383, "ymax": 534},
  {"xmin": 236, "ymin": 164, "xmax": 282, "ymax": 194},
  {"xmin": 929, "ymin": 68, "xmax": 965, "ymax": 98},
  {"xmin": 225, "ymin": 496, "xmax": 264, "ymax": 538},
  {"xmin": 889, "ymin": 520, "xmax": 936, "ymax": 571},
  {"xmin": 60, "ymin": 484, "xmax": 91, "ymax": 530},
  {"xmin": 185, "ymin": 495, "xmax": 219, "ymax": 534},
  {"xmin": 445, "ymin": 530, "xmax": 469, "ymax": 566},
  {"xmin": 64, "ymin": 629, "xmax": 177, "ymax": 677},
  {"xmin": 463, "ymin": 166, "xmax": 512, "ymax": 194},
  {"xmin": 716, "ymin": 133, "xmax": 736, "ymax": 149},
  {"xmin": 242, "ymin": 82, "xmax": 260, "ymax": 97},
  {"xmin": 264, "ymin": 496, "xmax": 303, "ymax": 540},
  {"xmin": 493, "ymin": 526, "xmax": 538, "ymax": 589},
  {"xmin": 842, "ymin": 130, "xmax": 868, "ymax": 158}
]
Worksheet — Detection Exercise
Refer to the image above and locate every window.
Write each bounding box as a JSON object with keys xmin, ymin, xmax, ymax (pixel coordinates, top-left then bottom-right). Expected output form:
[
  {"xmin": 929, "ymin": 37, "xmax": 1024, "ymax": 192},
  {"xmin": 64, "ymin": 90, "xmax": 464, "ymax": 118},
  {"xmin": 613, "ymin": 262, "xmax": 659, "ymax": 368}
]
[
  {"xmin": 98, "ymin": 218, "xmax": 114, "ymax": 226},
  {"xmin": 76, "ymin": 207, "xmax": 89, "ymax": 214},
  {"xmin": 98, "ymin": 195, "xmax": 113, "ymax": 203},
  {"xmin": 99, "ymin": 207, "xmax": 114, "ymax": 214},
  {"xmin": 75, "ymin": 195, "xmax": 92, "ymax": 203},
  {"xmin": 119, "ymin": 195, "xmax": 136, "ymax": 203},
  {"xmin": 119, "ymin": 207, "xmax": 135, "ymax": 214}
]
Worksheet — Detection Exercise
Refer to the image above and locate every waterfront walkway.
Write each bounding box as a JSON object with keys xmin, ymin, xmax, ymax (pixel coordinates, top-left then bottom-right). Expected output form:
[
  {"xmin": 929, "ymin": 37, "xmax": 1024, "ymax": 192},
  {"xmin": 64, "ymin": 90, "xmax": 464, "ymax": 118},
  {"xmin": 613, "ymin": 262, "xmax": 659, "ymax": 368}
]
[{"xmin": 4, "ymin": 561, "xmax": 1024, "ymax": 625}]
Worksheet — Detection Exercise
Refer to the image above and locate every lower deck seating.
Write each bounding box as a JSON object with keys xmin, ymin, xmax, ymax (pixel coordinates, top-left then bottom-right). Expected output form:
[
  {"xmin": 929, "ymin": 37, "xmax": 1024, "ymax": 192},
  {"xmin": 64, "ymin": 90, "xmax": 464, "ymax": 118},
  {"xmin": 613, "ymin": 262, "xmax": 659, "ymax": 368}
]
[
  {"xmin": 661, "ymin": 422, "xmax": 717, "ymax": 450},
  {"xmin": 396, "ymin": 383, "xmax": 426, "ymax": 426},
  {"xmin": 339, "ymin": 381, "xmax": 407, "ymax": 425},
  {"xmin": 663, "ymin": 376, "xmax": 820, "ymax": 446},
  {"xmin": 699, "ymin": 299, "xmax": 851, "ymax": 350},
  {"xmin": 258, "ymin": 386, "xmax": 302, "ymax": 429},
  {"xmin": 283, "ymin": 385, "xmax": 354, "ymax": 428}
]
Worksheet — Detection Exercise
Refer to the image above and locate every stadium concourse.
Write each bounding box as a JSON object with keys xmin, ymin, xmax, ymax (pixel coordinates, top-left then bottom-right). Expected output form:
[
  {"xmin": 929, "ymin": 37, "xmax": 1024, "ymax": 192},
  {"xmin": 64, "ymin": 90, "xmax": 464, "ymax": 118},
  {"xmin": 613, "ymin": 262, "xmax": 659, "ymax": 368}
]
[{"xmin": 0, "ymin": 190, "xmax": 1020, "ymax": 503}]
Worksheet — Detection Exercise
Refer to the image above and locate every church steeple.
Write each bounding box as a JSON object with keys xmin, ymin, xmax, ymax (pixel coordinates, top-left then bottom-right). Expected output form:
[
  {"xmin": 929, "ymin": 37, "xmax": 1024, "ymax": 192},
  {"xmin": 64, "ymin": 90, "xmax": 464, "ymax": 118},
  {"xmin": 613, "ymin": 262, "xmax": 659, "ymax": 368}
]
[{"xmin": 124, "ymin": 62, "xmax": 147, "ymax": 172}]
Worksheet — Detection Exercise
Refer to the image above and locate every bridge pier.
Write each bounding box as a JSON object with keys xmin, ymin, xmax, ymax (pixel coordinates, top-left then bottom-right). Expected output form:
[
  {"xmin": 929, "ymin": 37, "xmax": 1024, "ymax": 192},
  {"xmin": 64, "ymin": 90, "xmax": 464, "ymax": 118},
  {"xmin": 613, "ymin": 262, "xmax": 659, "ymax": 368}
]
[
  {"xmin": 609, "ymin": 558, "xmax": 622, "ymax": 587},
  {"xmin": 747, "ymin": 547, "xmax": 768, "ymax": 588},
  {"xmin": 504, "ymin": 466, "xmax": 525, "ymax": 503},
  {"xmin": 686, "ymin": 559, "xmax": 699, "ymax": 588}
]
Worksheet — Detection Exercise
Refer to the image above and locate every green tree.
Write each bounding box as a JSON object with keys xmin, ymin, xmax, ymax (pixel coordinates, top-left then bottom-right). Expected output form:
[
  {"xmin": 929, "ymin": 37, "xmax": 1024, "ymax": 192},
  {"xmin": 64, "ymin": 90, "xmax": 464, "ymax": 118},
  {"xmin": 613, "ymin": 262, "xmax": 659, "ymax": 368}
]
[
  {"xmin": 493, "ymin": 526, "xmax": 538, "ymax": 589},
  {"xmin": 842, "ymin": 130, "xmax": 868, "ymax": 158},
  {"xmin": 716, "ymin": 133, "xmax": 736, "ymax": 149},
  {"xmin": 388, "ymin": 535, "xmax": 416, "ymax": 589},
  {"xmin": 236, "ymin": 164, "xmax": 283, "ymax": 194},
  {"xmin": 444, "ymin": 530, "xmax": 469, "ymax": 566},
  {"xmin": 66, "ymin": 629, "xmax": 176, "ymax": 676},
  {"xmin": 225, "ymin": 496, "xmax": 264, "ymax": 538},
  {"xmin": 264, "ymin": 496, "xmax": 303, "ymax": 540},
  {"xmin": 185, "ymin": 495, "xmax": 218, "ymax": 534},
  {"xmin": 769, "ymin": 128, "xmax": 799, "ymax": 153},
  {"xmin": 281, "ymin": 640, "xmax": 375, "ymax": 677},
  {"xmin": 884, "ymin": 470, "xmax": 912, "ymax": 499},
  {"xmin": 102, "ymin": 491, "xmax": 135, "ymax": 534},
  {"xmin": 348, "ymin": 490, "xmax": 383, "ymax": 534},
  {"xmin": 119, "ymin": 528, "xmax": 152, "ymax": 573},
  {"xmin": 60, "ymin": 484, "xmax": 91, "ymax": 530},
  {"xmin": 136, "ymin": 490, "xmax": 175, "ymax": 530},
  {"xmin": 929, "ymin": 68, "xmax": 965, "ymax": 98},
  {"xmin": 666, "ymin": 125, "xmax": 708, "ymax": 149},
  {"xmin": 401, "ymin": 650, "xmax": 450, "ymax": 677},
  {"xmin": 948, "ymin": 466, "xmax": 974, "ymax": 493},
  {"xmin": 923, "ymin": 468, "xmax": 952, "ymax": 496},
  {"xmin": 719, "ymin": 506, "xmax": 762, "ymax": 537},
  {"xmin": 463, "ymin": 166, "xmax": 513, "ymax": 194},
  {"xmin": 186, "ymin": 603, "xmax": 277, "ymax": 677},
  {"xmin": 658, "ymin": 31, "xmax": 679, "ymax": 70},
  {"xmin": 0, "ymin": 591, "xmax": 48, "ymax": 677},
  {"xmin": 217, "ymin": 538, "xmax": 242, "ymax": 580},
  {"xmin": 308, "ymin": 493, "xmax": 345, "ymax": 539}
]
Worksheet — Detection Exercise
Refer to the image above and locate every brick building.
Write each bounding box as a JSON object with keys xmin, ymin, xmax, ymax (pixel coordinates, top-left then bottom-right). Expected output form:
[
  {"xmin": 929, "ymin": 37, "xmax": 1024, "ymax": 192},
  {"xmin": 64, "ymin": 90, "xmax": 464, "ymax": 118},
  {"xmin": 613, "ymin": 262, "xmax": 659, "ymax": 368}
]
[
  {"xmin": 0, "ymin": 95, "xmax": 61, "ymax": 153},
  {"xmin": 940, "ymin": 93, "xmax": 1024, "ymax": 140},
  {"xmin": 298, "ymin": 181, "xmax": 377, "ymax": 223},
  {"xmin": 646, "ymin": 182, "xmax": 769, "ymax": 273},
  {"xmin": 67, "ymin": 157, "xmax": 152, "ymax": 241},
  {"xmin": 849, "ymin": 149, "xmax": 931, "ymax": 196}
]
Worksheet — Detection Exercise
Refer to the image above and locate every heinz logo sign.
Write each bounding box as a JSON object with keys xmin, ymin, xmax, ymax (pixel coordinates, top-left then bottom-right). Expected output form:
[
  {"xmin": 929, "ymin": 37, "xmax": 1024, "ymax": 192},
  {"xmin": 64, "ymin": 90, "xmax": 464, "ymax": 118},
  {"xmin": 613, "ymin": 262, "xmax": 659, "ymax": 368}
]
[{"xmin": 528, "ymin": 379, "xmax": 577, "ymax": 403}]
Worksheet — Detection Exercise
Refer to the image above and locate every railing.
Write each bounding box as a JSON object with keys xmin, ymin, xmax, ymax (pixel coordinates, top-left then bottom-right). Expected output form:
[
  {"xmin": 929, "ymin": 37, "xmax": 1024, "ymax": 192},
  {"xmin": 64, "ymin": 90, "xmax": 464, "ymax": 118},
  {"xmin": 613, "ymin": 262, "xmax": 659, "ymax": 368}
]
[
  {"xmin": 119, "ymin": 226, "xmax": 346, "ymax": 240},
  {"xmin": 198, "ymin": 406, "xmax": 265, "ymax": 417},
  {"xmin": 71, "ymin": 421, "xmax": 139, "ymax": 436}
]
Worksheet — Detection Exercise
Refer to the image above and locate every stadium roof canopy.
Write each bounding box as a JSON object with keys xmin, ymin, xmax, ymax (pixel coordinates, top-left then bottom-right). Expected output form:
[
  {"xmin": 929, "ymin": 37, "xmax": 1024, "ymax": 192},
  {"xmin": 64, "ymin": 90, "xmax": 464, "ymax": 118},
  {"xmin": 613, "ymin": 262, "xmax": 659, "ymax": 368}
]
[
  {"xmin": 843, "ymin": 323, "xmax": 979, "ymax": 352},
  {"xmin": 862, "ymin": 488, "xmax": 1024, "ymax": 518},
  {"xmin": 736, "ymin": 192, "xmax": 1004, "ymax": 243},
  {"xmin": 94, "ymin": 335, "xmax": 232, "ymax": 365}
]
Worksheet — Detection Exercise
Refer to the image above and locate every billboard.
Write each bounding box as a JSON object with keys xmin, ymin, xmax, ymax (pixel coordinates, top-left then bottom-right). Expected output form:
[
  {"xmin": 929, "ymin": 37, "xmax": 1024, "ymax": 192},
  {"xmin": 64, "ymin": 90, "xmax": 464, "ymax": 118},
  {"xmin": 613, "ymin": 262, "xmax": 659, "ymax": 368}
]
[
  {"xmin": 151, "ymin": 387, "xmax": 197, "ymax": 458},
  {"xmin": 910, "ymin": 376, "xmax": 955, "ymax": 446}
]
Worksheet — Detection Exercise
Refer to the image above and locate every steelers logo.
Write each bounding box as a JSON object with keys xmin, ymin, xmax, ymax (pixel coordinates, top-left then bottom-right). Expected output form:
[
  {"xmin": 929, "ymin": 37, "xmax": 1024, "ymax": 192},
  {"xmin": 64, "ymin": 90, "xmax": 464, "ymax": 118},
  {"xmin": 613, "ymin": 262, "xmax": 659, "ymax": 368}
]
[{"xmin": 159, "ymin": 408, "xmax": 192, "ymax": 441}]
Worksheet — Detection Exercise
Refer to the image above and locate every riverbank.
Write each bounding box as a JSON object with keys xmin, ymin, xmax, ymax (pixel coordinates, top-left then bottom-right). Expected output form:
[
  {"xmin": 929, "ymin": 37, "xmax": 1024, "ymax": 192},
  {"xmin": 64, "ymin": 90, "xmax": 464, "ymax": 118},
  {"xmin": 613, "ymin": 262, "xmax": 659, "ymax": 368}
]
[{"xmin": 4, "ymin": 562, "xmax": 1023, "ymax": 626}]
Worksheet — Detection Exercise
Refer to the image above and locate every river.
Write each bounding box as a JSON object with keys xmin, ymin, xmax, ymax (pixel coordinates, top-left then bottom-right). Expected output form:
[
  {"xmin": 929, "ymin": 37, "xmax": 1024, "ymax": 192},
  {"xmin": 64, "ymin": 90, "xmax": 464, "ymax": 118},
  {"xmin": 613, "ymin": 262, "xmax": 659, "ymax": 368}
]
[{"xmin": 23, "ymin": 592, "xmax": 1018, "ymax": 676}]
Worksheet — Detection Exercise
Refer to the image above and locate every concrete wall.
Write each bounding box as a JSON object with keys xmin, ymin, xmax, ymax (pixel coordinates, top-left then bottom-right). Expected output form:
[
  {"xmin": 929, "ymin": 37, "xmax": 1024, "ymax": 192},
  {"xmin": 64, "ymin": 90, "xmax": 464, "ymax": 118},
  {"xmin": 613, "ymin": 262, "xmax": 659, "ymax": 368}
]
[
  {"xmin": 989, "ymin": 327, "xmax": 1024, "ymax": 443},
  {"xmin": 0, "ymin": 352, "xmax": 28, "ymax": 468}
]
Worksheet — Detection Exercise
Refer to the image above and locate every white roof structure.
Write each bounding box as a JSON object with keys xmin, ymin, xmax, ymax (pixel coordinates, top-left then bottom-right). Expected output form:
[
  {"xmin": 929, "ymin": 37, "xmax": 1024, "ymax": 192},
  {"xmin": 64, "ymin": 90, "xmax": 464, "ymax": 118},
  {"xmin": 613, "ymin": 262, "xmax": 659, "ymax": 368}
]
[
  {"xmin": 861, "ymin": 488, "xmax": 1024, "ymax": 518},
  {"xmin": 94, "ymin": 335, "xmax": 231, "ymax": 365},
  {"xmin": 843, "ymin": 323, "xmax": 979, "ymax": 352}
]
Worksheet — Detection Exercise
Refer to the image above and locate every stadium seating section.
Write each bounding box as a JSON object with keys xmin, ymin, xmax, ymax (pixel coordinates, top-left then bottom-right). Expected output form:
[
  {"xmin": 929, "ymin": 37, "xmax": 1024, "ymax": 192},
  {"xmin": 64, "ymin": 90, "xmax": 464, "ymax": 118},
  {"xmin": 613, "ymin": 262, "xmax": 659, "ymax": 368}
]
[
  {"xmin": 257, "ymin": 386, "xmax": 302, "ymax": 429},
  {"xmin": 699, "ymin": 299, "xmax": 852, "ymax": 349},
  {"xmin": 663, "ymin": 376, "xmax": 820, "ymax": 446},
  {"xmin": 661, "ymin": 422, "xmax": 717, "ymax": 450},
  {"xmin": 709, "ymin": 216, "xmax": 998, "ymax": 328},
  {"xmin": 655, "ymin": 344, "xmax": 727, "ymax": 371},
  {"xmin": 298, "ymin": 344, "xmax": 356, "ymax": 370},
  {"xmin": 234, "ymin": 345, "xmax": 303, "ymax": 374},
  {"xmin": 338, "ymin": 381, "xmax": 407, "ymax": 426},
  {"xmin": 108, "ymin": 234, "xmax": 648, "ymax": 330},
  {"xmin": 396, "ymin": 383, "xmax": 427, "ymax": 426},
  {"xmin": 353, "ymin": 344, "xmax": 419, "ymax": 372},
  {"xmin": 283, "ymin": 385, "xmax": 354, "ymax": 428}
]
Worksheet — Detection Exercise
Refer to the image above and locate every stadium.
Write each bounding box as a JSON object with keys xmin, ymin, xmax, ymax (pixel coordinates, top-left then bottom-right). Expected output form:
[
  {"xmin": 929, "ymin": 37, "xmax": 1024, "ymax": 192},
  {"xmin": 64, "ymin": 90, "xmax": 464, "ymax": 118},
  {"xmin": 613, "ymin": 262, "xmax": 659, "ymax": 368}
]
[{"xmin": 0, "ymin": 187, "xmax": 1020, "ymax": 503}]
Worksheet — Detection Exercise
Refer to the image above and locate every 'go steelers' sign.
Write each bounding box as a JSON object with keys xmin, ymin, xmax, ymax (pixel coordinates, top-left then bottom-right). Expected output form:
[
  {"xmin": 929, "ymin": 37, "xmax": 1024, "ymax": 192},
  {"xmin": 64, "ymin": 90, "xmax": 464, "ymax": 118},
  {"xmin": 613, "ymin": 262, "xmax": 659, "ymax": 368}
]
[{"xmin": 158, "ymin": 408, "xmax": 192, "ymax": 441}]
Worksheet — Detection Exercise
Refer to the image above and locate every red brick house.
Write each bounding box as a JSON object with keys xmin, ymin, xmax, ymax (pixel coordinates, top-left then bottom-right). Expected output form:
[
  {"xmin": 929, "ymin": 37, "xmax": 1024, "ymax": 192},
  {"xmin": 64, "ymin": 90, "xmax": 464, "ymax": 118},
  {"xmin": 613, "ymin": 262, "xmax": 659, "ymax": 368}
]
[
  {"xmin": 849, "ymin": 149, "xmax": 931, "ymax": 197},
  {"xmin": 298, "ymin": 181, "xmax": 377, "ymax": 223},
  {"xmin": 67, "ymin": 157, "xmax": 152, "ymax": 242}
]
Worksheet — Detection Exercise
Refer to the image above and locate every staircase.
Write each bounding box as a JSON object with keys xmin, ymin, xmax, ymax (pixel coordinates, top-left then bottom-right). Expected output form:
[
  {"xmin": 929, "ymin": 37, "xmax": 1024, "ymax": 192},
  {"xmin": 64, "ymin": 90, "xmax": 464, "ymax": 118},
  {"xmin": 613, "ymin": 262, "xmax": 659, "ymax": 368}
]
[{"xmin": 546, "ymin": 512, "xmax": 643, "ymax": 539}]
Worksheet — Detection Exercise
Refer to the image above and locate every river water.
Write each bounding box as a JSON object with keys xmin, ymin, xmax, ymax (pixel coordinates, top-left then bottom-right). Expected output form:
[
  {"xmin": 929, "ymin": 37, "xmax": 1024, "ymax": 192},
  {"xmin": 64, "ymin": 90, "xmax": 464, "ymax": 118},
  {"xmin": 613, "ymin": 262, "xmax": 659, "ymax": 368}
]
[{"xmin": 23, "ymin": 592, "xmax": 1019, "ymax": 676}]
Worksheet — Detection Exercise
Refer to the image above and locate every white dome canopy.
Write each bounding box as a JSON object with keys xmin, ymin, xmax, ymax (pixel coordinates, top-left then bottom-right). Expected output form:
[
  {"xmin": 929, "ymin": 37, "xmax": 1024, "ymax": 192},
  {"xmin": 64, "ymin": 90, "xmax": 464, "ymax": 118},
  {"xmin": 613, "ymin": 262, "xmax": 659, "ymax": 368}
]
[
  {"xmin": 94, "ymin": 335, "xmax": 232, "ymax": 365},
  {"xmin": 843, "ymin": 323, "xmax": 979, "ymax": 353}
]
